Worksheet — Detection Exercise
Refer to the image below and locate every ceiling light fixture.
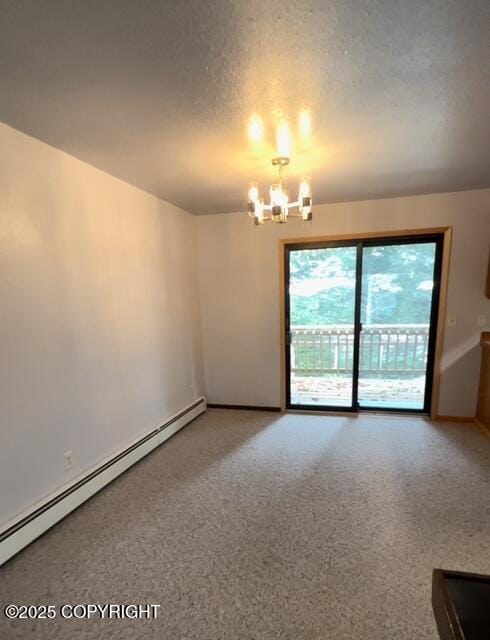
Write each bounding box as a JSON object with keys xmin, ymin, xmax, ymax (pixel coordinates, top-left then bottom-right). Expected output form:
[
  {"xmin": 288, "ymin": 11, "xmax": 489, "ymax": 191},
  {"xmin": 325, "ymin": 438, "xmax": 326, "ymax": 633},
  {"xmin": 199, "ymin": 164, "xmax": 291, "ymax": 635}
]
[{"xmin": 247, "ymin": 157, "xmax": 312, "ymax": 226}]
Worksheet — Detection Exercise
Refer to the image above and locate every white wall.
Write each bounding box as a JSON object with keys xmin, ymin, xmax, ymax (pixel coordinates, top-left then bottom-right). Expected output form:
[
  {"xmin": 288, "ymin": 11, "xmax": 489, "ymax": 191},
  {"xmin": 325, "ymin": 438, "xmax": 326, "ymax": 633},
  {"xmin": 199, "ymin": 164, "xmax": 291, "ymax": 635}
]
[
  {"xmin": 0, "ymin": 122, "xmax": 203, "ymax": 528},
  {"xmin": 196, "ymin": 189, "xmax": 490, "ymax": 416}
]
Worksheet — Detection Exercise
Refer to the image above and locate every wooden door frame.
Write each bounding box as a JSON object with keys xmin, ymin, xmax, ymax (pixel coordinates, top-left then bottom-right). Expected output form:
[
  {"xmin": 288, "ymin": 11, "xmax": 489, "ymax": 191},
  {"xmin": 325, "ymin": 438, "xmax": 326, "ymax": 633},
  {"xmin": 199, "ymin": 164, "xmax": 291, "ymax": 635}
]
[{"xmin": 279, "ymin": 226, "xmax": 453, "ymax": 418}]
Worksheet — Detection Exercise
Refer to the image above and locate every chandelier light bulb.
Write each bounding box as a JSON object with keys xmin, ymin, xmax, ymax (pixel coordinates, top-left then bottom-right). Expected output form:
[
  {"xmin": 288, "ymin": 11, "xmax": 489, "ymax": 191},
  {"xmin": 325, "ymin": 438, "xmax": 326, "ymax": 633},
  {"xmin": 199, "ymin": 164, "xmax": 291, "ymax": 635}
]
[
  {"xmin": 299, "ymin": 176, "xmax": 312, "ymax": 200},
  {"xmin": 248, "ymin": 182, "xmax": 259, "ymax": 203},
  {"xmin": 280, "ymin": 188, "xmax": 289, "ymax": 223},
  {"xmin": 299, "ymin": 176, "xmax": 313, "ymax": 221},
  {"xmin": 247, "ymin": 181, "xmax": 259, "ymax": 214},
  {"xmin": 270, "ymin": 184, "xmax": 283, "ymax": 222},
  {"xmin": 254, "ymin": 198, "xmax": 265, "ymax": 226},
  {"xmin": 269, "ymin": 184, "xmax": 283, "ymax": 206}
]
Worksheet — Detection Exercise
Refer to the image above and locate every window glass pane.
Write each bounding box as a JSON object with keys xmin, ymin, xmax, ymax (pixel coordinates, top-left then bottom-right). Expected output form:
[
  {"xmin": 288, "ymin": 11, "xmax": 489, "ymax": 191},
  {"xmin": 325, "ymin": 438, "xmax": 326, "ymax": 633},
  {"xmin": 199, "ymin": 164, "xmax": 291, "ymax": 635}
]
[
  {"xmin": 289, "ymin": 246, "xmax": 357, "ymax": 407},
  {"xmin": 358, "ymin": 242, "xmax": 437, "ymax": 410}
]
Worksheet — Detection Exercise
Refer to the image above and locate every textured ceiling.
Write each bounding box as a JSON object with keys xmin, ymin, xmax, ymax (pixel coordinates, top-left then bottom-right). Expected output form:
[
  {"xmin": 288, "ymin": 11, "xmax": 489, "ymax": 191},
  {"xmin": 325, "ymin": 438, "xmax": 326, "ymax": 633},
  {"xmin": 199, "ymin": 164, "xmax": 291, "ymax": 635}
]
[{"xmin": 1, "ymin": 0, "xmax": 489, "ymax": 214}]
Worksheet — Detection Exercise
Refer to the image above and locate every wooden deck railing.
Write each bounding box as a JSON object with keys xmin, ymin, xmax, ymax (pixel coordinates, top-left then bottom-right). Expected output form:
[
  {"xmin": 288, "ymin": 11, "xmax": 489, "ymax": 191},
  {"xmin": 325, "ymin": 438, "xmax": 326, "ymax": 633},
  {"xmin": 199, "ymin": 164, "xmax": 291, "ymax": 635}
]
[{"xmin": 291, "ymin": 324, "xmax": 430, "ymax": 375}]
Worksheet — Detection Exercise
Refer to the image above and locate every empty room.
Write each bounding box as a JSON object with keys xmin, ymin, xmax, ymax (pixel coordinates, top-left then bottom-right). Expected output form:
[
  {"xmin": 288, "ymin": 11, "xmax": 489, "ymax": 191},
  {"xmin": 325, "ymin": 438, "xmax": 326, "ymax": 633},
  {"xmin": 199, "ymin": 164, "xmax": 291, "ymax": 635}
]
[{"xmin": 1, "ymin": 1, "xmax": 490, "ymax": 639}]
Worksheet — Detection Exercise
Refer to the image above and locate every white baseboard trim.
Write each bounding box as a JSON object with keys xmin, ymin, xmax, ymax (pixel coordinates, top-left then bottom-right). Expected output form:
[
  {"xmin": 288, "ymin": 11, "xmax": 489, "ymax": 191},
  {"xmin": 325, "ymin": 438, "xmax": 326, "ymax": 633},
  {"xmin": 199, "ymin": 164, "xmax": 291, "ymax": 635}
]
[{"xmin": 0, "ymin": 396, "xmax": 206, "ymax": 566}]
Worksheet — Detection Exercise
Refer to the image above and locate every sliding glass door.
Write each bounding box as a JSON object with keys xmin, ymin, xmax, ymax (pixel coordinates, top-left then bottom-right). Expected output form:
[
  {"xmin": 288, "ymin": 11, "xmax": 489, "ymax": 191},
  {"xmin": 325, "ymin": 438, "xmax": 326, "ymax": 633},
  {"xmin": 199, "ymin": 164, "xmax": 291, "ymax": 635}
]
[
  {"xmin": 285, "ymin": 234, "xmax": 443, "ymax": 413},
  {"xmin": 358, "ymin": 239, "xmax": 442, "ymax": 410},
  {"xmin": 285, "ymin": 243, "xmax": 359, "ymax": 410}
]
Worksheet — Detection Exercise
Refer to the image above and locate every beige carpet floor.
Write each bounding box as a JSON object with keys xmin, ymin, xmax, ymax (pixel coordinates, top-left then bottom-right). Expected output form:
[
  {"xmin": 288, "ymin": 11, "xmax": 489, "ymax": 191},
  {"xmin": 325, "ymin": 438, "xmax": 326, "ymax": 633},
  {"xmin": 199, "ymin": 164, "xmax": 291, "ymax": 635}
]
[{"xmin": 1, "ymin": 409, "xmax": 489, "ymax": 639}]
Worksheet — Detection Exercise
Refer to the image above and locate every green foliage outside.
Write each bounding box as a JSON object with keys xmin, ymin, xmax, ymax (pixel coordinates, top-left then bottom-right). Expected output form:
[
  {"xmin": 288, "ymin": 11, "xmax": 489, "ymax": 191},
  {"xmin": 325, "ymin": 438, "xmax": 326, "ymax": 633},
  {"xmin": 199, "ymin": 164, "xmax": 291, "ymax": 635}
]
[{"xmin": 290, "ymin": 243, "xmax": 436, "ymax": 326}]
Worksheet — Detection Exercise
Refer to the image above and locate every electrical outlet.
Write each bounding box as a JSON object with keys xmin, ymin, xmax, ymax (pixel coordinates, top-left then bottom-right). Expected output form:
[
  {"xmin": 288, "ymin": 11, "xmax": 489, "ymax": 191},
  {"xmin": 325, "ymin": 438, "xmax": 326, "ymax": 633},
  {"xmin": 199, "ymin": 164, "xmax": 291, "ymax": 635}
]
[
  {"xmin": 477, "ymin": 314, "xmax": 487, "ymax": 327},
  {"xmin": 447, "ymin": 315, "xmax": 457, "ymax": 327},
  {"xmin": 64, "ymin": 450, "xmax": 73, "ymax": 471}
]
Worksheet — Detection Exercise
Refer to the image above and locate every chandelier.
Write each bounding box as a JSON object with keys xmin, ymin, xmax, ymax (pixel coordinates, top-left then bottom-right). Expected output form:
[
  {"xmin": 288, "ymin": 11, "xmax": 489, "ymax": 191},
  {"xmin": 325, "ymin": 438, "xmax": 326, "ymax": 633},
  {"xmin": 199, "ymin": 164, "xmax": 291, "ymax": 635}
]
[{"xmin": 247, "ymin": 157, "xmax": 312, "ymax": 226}]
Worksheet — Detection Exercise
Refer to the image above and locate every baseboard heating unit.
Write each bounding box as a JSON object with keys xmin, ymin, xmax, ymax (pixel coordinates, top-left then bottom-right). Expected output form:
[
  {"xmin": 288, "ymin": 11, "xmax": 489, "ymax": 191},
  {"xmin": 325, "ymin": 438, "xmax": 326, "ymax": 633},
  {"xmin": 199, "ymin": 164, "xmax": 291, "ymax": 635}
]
[{"xmin": 0, "ymin": 396, "xmax": 206, "ymax": 565}]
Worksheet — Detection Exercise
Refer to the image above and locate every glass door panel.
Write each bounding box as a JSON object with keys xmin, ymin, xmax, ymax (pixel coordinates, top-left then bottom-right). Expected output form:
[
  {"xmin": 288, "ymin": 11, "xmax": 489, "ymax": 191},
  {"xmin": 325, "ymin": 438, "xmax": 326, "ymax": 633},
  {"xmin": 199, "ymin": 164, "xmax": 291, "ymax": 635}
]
[
  {"xmin": 287, "ymin": 245, "xmax": 358, "ymax": 409},
  {"xmin": 358, "ymin": 240, "xmax": 439, "ymax": 411}
]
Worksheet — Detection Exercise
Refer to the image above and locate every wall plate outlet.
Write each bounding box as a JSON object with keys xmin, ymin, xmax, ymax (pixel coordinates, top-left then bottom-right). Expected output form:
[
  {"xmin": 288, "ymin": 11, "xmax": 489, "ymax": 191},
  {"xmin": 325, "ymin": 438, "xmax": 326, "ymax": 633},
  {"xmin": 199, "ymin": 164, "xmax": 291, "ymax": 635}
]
[
  {"xmin": 447, "ymin": 315, "xmax": 457, "ymax": 327},
  {"xmin": 477, "ymin": 314, "xmax": 487, "ymax": 327},
  {"xmin": 64, "ymin": 450, "xmax": 73, "ymax": 471}
]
